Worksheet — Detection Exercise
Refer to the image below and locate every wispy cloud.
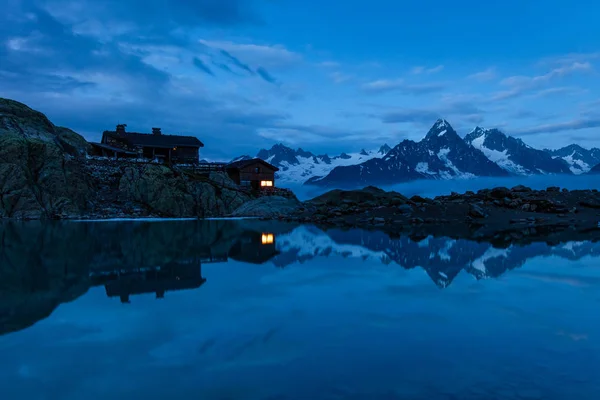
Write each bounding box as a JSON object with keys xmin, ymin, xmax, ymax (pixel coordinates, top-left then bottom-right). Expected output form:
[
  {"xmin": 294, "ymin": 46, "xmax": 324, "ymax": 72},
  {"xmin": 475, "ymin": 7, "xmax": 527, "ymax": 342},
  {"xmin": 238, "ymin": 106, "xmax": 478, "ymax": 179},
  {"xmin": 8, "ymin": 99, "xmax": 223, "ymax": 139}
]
[
  {"xmin": 412, "ymin": 65, "xmax": 444, "ymax": 74},
  {"xmin": 493, "ymin": 62, "xmax": 593, "ymax": 101},
  {"xmin": 513, "ymin": 117, "xmax": 600, "ymax": 136},
  {"xmin": 192, "ymin": 57, "xmax": 214, "ymax": 76},
  {"xmin": 379, "ymin": 100, "xmax": 483, "ymax": 125},
  {"xmin": 467, "ymin": 67, "xmax": 497, "ymax": 82},
  {"xmin": 361, "ymin": 79, "xmax": 445, "ymax": 95},
  {"xmin": 199, "ymin": 39, "xmax": 302, "ymax": 69},
  {"xmin": 256, "ymin": 67, "xmax": 277, "ymax": 84},
  {"xmin": 219, "ymin": 49, "xmax": 254, "ymax": 74}
]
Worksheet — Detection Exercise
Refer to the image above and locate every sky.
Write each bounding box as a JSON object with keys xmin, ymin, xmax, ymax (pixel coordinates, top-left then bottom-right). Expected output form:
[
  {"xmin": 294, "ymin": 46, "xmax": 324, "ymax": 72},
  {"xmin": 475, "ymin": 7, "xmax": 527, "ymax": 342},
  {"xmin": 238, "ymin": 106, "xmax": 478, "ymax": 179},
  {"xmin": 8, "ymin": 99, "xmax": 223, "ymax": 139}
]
[{"xmin": 2, "ymin": 0, "xmax": 600, "ymax": 160}]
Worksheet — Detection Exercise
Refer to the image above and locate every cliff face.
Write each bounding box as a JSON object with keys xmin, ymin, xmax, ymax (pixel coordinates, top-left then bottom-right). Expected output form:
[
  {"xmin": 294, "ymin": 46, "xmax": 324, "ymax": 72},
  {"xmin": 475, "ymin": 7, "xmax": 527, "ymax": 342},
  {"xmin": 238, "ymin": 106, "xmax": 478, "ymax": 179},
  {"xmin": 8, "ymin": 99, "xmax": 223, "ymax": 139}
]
[
  {"xmin": 0, "ymin": 99, "xmax": 93, "ymax": 219},
  {"xmin": 0, "ymin": 98, "xmax": 253, "ymax": 219}
]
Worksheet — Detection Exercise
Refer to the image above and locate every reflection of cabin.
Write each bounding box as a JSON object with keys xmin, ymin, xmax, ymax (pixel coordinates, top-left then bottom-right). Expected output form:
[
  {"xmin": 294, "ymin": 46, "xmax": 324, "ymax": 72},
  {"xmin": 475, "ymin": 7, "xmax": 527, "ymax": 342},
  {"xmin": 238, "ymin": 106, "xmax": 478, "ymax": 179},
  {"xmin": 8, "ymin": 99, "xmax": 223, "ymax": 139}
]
[
  {"xmin": 226, "ymin": 159, "xmax": 279, "ymax": 190},
  {"xmin": 229, "ymin": 232, "xmax": 279, "ymax": 264},
  {"xmin": 91, "ymin": 124, "xmax": 204, "ymax": 164},
  {"xmin": 90, "ymin": 259, "xmax": 207, "ymax": 303}
]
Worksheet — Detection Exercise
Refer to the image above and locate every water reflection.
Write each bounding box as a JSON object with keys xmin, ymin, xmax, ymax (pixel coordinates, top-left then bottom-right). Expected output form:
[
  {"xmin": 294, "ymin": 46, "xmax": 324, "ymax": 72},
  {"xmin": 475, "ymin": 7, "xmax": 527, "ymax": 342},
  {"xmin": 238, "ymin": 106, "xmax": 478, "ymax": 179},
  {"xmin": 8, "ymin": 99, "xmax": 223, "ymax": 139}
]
[
  {"xmin": 2, "ymin": 219, "xmax": 600, "ymax": 337},
  {"xmin": 0, "ymin": 219, "xmax": 288, "ymax": 336}
]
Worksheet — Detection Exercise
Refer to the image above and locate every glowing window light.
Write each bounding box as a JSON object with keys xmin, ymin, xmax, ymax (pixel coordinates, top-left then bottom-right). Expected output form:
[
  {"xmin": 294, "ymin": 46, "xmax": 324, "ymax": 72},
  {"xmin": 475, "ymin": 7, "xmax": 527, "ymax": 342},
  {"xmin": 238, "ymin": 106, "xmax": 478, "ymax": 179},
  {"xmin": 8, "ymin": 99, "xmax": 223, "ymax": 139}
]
[
  {"xmin": 261, "ymin": 233, "xmax": 274, "ymax": 244},
  {"xmin": 260, "ymin": 180, "xmax": 273, "ymax": 187}
]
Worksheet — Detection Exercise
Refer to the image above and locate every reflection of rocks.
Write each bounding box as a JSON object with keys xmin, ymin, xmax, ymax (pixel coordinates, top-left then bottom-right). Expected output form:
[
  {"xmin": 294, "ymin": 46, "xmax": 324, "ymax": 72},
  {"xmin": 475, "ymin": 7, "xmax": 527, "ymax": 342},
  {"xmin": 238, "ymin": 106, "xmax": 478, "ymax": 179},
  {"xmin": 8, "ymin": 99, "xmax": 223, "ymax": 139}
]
[{"xmin": 0, "ymin": 219, "xmax": 297, "ymax": 336}]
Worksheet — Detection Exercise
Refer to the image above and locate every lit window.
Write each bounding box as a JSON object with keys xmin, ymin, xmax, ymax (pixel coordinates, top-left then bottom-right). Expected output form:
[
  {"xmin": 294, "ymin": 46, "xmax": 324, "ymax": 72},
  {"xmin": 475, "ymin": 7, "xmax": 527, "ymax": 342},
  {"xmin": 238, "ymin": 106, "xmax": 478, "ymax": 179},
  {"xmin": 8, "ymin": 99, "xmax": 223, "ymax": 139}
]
[
  {"xmin": 261, "ymin": 233, "xmax": 274, "ymax": 244},
  {"xmin": 173, "ymin": 147, "xmax": 177, "ymax": 151},
  {"xmin": 260, "ymin": 180, "xmax": 273, "ymax": 187}
]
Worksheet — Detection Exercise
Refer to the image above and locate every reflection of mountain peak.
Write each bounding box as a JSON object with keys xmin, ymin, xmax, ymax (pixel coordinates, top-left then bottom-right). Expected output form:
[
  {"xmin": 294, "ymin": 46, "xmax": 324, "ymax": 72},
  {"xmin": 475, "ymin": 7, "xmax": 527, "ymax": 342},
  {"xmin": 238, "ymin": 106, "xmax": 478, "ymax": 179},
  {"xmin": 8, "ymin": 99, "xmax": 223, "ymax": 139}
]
[{"xmin": 274, "ymin": 226, "xmax": 600, "ymax": 288}]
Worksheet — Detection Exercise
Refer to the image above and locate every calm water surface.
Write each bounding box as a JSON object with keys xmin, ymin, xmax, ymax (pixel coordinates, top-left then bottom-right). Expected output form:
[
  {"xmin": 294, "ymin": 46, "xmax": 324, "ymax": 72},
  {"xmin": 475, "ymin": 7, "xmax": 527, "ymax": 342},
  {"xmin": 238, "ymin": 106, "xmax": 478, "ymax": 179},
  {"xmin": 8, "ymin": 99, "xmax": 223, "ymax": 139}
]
[{"xmin": 1, "ymin": 220, "xmax": 599, "ymax": 400}]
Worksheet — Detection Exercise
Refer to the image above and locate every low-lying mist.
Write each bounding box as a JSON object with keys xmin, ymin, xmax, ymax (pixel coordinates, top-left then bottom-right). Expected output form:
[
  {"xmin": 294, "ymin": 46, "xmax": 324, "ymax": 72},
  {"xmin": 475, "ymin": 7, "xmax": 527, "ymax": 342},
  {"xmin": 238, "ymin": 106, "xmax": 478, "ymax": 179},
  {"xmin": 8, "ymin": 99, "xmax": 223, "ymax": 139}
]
[{"xmin": 285, "ymin": 174, "xmax": 600, "ymax": 202}]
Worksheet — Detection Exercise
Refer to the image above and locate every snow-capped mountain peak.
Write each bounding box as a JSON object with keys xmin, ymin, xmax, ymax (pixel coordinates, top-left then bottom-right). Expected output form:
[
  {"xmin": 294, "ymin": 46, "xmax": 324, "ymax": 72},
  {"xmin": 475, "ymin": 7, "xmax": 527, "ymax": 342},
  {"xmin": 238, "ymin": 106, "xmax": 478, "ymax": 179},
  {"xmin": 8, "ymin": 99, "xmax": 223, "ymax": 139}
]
[
  {"xmin": 545, "ymin": 144, "xmax": 600, "ymax": 174},
  {"xmin": 425, "ymin": 119, "xmax": 461, "ymax": 141},
  {"xmin": 464, "ymin": 126, "xmax": 572, "ymax": 175},
  {"xmin": 311, "ymin": 119, "xmax": 508, "ymax": 187}
]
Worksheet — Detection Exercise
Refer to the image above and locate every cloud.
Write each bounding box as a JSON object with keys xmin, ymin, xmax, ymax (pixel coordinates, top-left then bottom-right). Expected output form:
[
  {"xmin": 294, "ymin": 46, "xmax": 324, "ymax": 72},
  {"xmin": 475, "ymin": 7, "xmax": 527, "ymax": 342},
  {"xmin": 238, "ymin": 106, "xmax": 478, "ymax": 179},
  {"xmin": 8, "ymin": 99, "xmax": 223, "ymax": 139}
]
[
  {"xmin": 412, "ymin": 65, "xmax": 444, "ymax": 74},
  {"xmin": 0, "ymin": 1, "xmax": 300, "ymax": 159},
  {"xmin": 192, "ymin": 57, "xmax": 215, "ymax": 76},
  {"xmin": 256, "ymin": 67, "xmax": 277, "ymax": 84},
  {"xmin": 199, "ymin": 39, "xmax": 302, "ymax": 69},
  {"xmin": 42, "ymin": 0, "xmax": 262, "ymax": 29},
  {"xmin": 219, "ymin": 49, "xmax": 254, "ymax": 74},
  {"xmin": 513, "ymin": 118, "xmax": 600, "ymax": 136},
  {"xmin": 538, "ymin": 52, "xmax": 600, "ymax": 67},
  {"xmin": 493, "ymin": 62, "xmax": 593, "ymax": 101},
  {"xmin": 379, "ymin": 99, "xmax": 483, "ymax": 125},
  {"xmin": 467, "ymin": 67, "xmax": 497, "ymax": 82},
  {"xmin": 361, "ymin": 79, "xmax": 445, "ymax": 95}
]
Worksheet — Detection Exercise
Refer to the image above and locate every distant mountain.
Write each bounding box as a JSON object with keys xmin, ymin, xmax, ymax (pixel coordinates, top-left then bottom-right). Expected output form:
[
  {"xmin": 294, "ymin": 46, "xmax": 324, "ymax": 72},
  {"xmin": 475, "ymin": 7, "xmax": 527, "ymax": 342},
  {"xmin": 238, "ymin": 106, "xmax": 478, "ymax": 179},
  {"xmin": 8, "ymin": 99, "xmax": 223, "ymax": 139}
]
[
  {"xmin": 230, "ymin": 155, "xmax": 252, "ymax": 163},
  {"xmin": 465, "ymin": 127, "xmax": 572, "ymax": 175},
  {"xmin": 309, "ymin": 119, "xmax": 508, "ymax": 187},
  {"xmin": 253, "ymin": 143, "xmax": 391, "ymax": 185},
  {"xmin": 545, "ymin": 144, "xmax": 600, "ymax": 174}
]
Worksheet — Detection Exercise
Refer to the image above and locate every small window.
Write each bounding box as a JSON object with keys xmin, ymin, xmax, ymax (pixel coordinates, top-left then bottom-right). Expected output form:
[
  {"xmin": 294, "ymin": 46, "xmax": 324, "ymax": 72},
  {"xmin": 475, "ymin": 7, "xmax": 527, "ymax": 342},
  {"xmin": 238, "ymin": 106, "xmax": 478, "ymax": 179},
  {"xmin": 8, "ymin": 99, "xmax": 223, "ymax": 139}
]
[
  {"xmin": 255, "ymin": 167, "xmax": 260, "ymax": 173},
  {"xmin": 260, "ymin": 180, "xmax": 273, "ymax": 187},
  {"xmin": 261, "ymin": 233, "xmax": 274, "ymax": 244}
]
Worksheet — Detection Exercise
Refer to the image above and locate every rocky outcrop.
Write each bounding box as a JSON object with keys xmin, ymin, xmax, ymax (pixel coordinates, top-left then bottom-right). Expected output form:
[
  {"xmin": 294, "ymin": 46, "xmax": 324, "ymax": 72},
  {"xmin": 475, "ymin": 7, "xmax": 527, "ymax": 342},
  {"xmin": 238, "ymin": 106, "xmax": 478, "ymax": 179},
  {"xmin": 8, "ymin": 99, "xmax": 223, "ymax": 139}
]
[
  {"xmin": 0, "ymin": 98, "xmax": 93, "ymax": 219},
  {"xmin": 231, "ymin": 195, "xmax": 301, "ymax": 217},
  {"xmin": 285, "ymin": 185, "xmax": 600, "ymax": 246},
  {"xmin": 0, "ymin": 98, "xmax": 275, "ymax": 219}
]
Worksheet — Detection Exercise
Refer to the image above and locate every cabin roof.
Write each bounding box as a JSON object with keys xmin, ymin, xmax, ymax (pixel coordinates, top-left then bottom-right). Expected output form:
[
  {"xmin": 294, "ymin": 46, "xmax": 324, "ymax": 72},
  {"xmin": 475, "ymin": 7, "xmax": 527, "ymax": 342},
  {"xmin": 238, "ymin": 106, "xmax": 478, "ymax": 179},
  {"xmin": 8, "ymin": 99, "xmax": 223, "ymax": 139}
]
[
  {"xmin": 226, "ymin": 158, "xmax": 279, "ymax": 171},
  {"xmin": 103, "ymin": 131, "xmax": 204, "ymax": 148}
]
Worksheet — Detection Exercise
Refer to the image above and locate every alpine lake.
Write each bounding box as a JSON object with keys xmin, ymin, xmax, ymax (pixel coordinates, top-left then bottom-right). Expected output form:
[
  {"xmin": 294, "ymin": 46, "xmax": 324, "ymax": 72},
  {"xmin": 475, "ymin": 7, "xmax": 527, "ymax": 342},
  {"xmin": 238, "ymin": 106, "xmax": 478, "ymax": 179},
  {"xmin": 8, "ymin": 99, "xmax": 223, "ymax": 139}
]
[{"xmin": 1, "ymin": 218, "xmax": 599, "ymax": 400}]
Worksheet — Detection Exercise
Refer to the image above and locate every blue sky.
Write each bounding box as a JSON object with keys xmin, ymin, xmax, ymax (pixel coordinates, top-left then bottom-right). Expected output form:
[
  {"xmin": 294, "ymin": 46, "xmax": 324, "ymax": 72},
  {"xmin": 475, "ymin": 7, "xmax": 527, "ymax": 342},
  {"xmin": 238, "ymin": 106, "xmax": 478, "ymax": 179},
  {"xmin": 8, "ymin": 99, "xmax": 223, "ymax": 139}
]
[{"xmin": 2, "ymin": 0, "xmax": 600, "ymax": 159}]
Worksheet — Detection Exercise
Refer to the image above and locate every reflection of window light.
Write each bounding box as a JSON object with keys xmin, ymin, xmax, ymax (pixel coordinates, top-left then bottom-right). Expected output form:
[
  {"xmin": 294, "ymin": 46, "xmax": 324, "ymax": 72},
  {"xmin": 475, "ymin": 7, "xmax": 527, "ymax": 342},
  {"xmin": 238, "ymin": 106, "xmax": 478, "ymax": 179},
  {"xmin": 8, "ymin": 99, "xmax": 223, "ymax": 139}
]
[
  {"xmin": 261, "ymin": 233, "xmax": 274, "ymax": 244},
  {"xmin": 260, "ymin": 180, "xmax": 273, "ymax": 187}
]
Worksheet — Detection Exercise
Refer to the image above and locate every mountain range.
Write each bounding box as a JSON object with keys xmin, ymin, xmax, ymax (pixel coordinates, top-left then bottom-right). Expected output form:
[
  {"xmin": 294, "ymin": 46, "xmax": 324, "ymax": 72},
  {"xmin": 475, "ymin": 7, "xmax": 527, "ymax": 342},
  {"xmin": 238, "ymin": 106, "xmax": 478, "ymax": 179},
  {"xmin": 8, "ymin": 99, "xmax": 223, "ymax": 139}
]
[
  {"xmin": 239, "ymin": 119, "xmax": 600, "ymax": 186},
  {"xmin": 232, "ymin": 143, "xmax": 392, "ymax": 185}
]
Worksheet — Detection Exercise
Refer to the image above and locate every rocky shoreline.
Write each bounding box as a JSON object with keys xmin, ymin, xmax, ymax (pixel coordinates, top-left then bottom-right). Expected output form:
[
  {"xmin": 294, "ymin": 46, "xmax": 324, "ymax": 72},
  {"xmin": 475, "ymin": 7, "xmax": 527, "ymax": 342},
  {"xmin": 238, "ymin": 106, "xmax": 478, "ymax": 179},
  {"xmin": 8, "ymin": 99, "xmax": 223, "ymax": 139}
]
[{"xmin": 272, "ymin": 185, "xmax": 600, "ymax": 246}]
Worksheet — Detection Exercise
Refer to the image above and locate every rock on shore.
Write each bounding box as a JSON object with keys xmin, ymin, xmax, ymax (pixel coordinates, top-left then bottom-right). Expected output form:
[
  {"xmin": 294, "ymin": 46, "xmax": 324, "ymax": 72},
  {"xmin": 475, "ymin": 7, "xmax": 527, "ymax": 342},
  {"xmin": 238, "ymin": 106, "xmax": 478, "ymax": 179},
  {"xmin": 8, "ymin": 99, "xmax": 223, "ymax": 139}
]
[{"xmin": 285, "ymin": 185, "xmax": 600, "ymax": 245}]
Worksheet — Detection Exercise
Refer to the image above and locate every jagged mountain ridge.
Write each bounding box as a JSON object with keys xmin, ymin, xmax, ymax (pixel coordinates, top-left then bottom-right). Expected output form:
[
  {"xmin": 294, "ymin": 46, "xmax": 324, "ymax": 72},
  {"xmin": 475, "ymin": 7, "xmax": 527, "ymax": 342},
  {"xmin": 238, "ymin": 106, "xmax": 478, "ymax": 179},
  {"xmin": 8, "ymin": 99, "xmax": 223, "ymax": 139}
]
[
  {"xmin": 309, "ymin": 119, "xmax": 509, "ymax": 187},
  {"xmin": 544, "ymin": 144, "xmax": 600, "ymax": 174},
  {"xmin": 465, "ymin": 127, "xmax": 573, "ymax": 175}
]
